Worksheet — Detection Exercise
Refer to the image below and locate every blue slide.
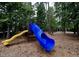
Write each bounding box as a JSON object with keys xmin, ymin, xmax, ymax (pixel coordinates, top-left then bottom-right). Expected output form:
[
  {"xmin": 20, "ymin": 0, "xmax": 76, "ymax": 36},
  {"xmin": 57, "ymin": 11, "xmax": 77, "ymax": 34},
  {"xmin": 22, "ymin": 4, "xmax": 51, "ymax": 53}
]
[{"xmin": 29, "ymin": 23, "xmax": 55, "ymax": 52}]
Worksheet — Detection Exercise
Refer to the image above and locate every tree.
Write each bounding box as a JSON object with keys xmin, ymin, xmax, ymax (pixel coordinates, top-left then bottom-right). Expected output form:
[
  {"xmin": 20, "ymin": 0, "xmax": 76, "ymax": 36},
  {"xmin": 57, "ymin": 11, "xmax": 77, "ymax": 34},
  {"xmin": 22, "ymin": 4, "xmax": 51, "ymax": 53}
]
[
  {"xmin": 0, "ymin": 2, "xmax": 34, "ymax": 38},
  {"xmin": 37, "ymin": 2, "xmax": 46, "ymax": 30},
  {"xmin": 54, "ymin": 2, "xmax": 79, "ymax": 35},
  {"xmin": 47, "ymin": 6, "xmax": 57, "ymax": 33}
]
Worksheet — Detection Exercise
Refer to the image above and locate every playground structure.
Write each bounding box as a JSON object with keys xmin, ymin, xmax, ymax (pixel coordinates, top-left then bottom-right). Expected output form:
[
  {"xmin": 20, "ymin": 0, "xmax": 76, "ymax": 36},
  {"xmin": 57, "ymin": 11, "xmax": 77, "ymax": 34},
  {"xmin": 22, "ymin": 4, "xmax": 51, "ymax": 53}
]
[
  {"xmin": 2, "ymin": 30, "xmax": 28, "ymax": 46},
  {"xmin": 1, "ymin": 23, "xmax": 55, "ymax": 52}
]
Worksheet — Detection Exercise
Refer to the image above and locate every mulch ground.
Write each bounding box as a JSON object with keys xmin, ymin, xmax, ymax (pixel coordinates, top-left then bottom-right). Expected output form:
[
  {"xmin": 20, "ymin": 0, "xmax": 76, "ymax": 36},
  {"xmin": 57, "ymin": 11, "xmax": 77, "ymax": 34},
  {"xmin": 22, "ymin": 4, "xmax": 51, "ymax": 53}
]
[{"xmin": 0, "ymin": 32, "xmax": 79, "ymax": 57}]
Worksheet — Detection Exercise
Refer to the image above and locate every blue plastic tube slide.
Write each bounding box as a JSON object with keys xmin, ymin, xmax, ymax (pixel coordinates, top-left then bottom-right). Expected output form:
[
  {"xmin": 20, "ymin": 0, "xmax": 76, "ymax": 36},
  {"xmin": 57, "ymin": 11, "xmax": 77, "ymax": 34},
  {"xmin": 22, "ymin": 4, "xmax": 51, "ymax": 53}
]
[{"xmin": 29, "ymin": 23, "xmax": 55, "ymax": 52}]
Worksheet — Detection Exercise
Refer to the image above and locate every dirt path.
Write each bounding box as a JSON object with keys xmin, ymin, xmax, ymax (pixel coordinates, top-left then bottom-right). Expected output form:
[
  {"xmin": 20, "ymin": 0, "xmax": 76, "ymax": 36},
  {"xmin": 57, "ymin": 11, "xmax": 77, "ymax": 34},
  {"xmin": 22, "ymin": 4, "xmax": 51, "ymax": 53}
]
[{"xmin": 0, "ymin": 32, "xmax": 79, "ymax": 57}]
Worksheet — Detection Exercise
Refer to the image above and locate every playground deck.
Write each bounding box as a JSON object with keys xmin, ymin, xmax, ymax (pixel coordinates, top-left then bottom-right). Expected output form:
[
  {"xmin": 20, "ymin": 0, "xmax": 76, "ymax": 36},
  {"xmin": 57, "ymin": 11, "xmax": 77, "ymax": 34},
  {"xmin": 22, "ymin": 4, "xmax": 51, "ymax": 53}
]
[{"xmin": 0, "ymin": 32, "xmax": 79, "ymax": 57}]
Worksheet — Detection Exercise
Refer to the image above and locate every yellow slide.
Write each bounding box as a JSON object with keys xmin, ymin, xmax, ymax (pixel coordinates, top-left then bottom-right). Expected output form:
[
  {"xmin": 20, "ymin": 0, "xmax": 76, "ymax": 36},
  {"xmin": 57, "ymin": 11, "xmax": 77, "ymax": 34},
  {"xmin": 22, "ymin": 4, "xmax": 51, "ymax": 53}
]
[{"xmin": 2, "ymin": 30, "xmax": 28, "ymax": 46}]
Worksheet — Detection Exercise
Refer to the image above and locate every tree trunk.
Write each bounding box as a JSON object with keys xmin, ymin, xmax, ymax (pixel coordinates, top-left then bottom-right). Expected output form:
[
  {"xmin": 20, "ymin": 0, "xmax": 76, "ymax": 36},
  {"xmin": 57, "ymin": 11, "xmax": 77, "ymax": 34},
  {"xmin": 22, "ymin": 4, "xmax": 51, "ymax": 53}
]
[
  {"xmin": 76, "ymin": 23, "xmax": 79, "ymax": 35},
  {"xmin": 6, "ymin": 13, "xmax": 11, "ymax": 38},
  {"xmin": 46, "ymin": 2, "xmax": 51, "ymax": 33},
  {"xmin": 7, "ymin": 25, "xmax": 10, "ymax": 38},
  {"xmin": 74, "ymin": 24, "xmax": 76, "ymax": 34},
  {"xmin": 63, "ymin": 21, "xmax": 66, "ymax": 33}
]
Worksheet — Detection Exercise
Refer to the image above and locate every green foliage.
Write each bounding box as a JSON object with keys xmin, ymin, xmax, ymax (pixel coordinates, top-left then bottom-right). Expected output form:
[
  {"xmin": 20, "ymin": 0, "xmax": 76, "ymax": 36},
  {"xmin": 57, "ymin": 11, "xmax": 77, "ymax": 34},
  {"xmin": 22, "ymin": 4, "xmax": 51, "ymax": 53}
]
[
  {"xmin": 1, "ymin": 2, "xmax": 79, "ymax": 38},
  {"xmin": 50, "ymin": 18, "xmax": 57, "ymax": 31},
  {"xmin": 46, "ymin": 6, "xmax": 58, "ymax": 32},
  {"xmin": 0, "ymin": 2, "xmax": 34, "ymax": 38},
  {"xmin": 54, "ymin": 2, "xmax": 79, "ymax": 34},
  {"xmin": 37, "ymin": 2, "xmax": 46, "ymax": 30}
]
